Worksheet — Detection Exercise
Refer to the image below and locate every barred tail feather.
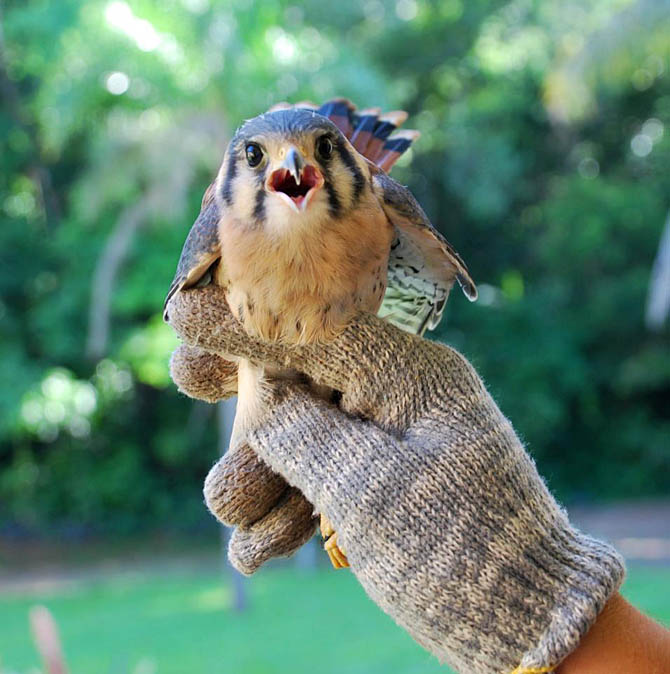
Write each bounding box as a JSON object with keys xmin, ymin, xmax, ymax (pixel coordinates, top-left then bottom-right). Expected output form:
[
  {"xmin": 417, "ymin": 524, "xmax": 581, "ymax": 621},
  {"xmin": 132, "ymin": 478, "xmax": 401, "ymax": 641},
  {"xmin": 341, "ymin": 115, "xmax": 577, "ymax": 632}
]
[
  {"xmin": 317, "ymin": 98, "xmax": 355, "ymax": 136},
  {"xmin": 349, "ymin": 107, "xmax": 381, "ymax": 153},
  {"xmin": 268, "ymin": 98, "xmax": 419, "ymax": 173},
  {"xmin": 377, "ymin": 129, "xmax": 420, "ymax": 172}
]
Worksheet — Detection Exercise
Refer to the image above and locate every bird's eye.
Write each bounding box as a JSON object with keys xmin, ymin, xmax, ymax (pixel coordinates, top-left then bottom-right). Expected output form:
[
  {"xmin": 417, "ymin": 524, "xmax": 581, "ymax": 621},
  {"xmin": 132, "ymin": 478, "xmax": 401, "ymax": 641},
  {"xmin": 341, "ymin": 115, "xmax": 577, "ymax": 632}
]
[
  {"xmin": 316, "ymin": 135, "xmax": 333, "ymax": 160},
  {"xmin": 245, "ymin": 143, "xmax": 263, "ymax": 167}
]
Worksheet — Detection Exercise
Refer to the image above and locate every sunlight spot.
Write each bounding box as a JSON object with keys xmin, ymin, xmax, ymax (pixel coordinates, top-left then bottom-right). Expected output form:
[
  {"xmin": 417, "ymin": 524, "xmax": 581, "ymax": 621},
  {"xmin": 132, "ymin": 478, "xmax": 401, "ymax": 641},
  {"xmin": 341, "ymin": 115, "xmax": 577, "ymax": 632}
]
[
  {"xmin": 476, "ymin": 283, "xmax": 502, "ymax": 308},
  {"xmin": 180, "ymin": 0, "xmax": 210, "ymax": 14},
  {"xmin": 105, "ymin": 1, "xmax": 174, "ymax": 57},
  {"xmin": 133, "ymin": 19, "xmax": 161, "ymax": 52},
  {"xmin": 646, "ymin": 54, "xmax": 665, "ymax": 78},
  {"xmin": 476, "ymin": 22, "xmax": 547, "ymax": 74},
  {"xmin": 363, "ymin": 1, "xmax": 385, "ymax": 22},
  {"xmin": 44, "ymin": 400, "xmax": 66, "ymax": 424},
  {"xmin": 158, "ymin": 34, "xmax": 183, "ymax": 64},
  {"xmin": 271, "ymin": 32, "xmax": 298, "ymax": 64},
  {"xmin": 74, "ymin": 385, "xmax": 97, "ymax": 415},
  {"xmin": 395, "ymin": 0, "xmax": 418, "ymax": 21},
  {"xmin": 642, "ymin": 118, "xmax": 664, "ymax": 143},
  {"xmin": 631, "ymin": 134, "xmax": 653, "ymax": 157},
  {"xmin": 139, "ymin": 108, "xmax": 162, "ymax": 132},
  {"xmin": 95, "ymin": 359, "xmax": 133, "ymax": 395},
  {"xmin": 631, "ymin": 68, "xmax": 654, "ymax": 91},
  {"xmin": 68, "ymin": 416, "xmax": 91, "ymax": 438},
  {"xmin": 21, "ymin": 400, "xmax": 42, "ymax": 425},
  {"xmin": 42, "ymin": 372, "xmax": 70, "ymax": 399},
  {"xmin": 106, "ymin": 71, "xmax": 130, "ymax": 95},
  {"xmin": 22, "ymin": 369, "xmax": 101, "ymax": 440},
  {"xmin": 105, "ymin": 0, "xmax": 133, "ymax": 28},
  {"xmin": 119, "ymin": 316, "xmax": 179, "ymax": 388},
  {"xmin": 3, "ymin": 191, "xmax": 36, "ymax": 218}
]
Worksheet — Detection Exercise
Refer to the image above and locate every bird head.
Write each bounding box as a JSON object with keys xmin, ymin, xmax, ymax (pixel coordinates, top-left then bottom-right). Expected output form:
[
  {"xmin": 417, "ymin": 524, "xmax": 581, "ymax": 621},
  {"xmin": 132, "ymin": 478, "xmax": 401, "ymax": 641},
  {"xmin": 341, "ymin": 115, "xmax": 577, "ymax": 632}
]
[{"xmin": 216, "ymin": 108, "xmax": 367, "ymax": 232}]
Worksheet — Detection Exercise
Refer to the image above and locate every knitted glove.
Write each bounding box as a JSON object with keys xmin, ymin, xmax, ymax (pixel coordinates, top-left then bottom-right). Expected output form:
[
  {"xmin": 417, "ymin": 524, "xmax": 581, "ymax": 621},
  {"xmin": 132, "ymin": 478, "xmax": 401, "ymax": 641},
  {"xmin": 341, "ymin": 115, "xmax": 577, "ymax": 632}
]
[
  {"xmin": 170, "ymin": 345, "xmax": 238, "ymax": 402},
  {"xmin": 170, "ymin": 344, "xmax": 317, "ymax": 571},
  {"xmin": 167, "ymin": 286, "xmax": 625, "ymax": 674}
]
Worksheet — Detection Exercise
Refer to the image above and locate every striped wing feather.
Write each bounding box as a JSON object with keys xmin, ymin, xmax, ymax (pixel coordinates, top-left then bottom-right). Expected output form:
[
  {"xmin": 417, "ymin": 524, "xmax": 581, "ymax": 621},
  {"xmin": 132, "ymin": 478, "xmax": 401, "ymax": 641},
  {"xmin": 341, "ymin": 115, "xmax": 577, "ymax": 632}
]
[{"xmin": 370, "ymin": 165, "xmax": 477, "ymax": 336}]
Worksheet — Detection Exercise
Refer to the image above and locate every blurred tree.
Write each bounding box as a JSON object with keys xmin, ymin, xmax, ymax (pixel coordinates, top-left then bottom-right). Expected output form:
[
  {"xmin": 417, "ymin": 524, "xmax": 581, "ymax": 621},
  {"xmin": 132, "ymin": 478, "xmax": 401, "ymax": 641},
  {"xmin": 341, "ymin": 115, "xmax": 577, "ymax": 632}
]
[{"xmin": 0, "ymin": 0, "xmax": 668, "ymax": 539}]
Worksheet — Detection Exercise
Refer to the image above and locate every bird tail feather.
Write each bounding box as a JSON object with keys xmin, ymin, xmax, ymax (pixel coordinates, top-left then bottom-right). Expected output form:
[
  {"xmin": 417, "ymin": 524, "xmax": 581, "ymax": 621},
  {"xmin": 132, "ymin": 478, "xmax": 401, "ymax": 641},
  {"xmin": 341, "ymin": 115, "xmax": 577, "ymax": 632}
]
[{"xmin": 269, "ymin": 98, "xmax": 419, "ymax": 173}]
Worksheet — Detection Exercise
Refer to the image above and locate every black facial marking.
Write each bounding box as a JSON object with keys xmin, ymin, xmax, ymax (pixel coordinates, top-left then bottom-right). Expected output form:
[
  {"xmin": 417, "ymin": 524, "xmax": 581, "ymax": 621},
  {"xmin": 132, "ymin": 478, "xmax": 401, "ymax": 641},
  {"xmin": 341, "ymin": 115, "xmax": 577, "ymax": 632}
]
[
  {"xmin": 335, "ymin": 143, "xmax": 365, "ymax": 205},
  {"xmin": 221, "ymin": 151, "xmax": 238, "ymax": 205},
  {"xmin": 253, "ymin": 188, "xmax": 266, "ymax": 222},
  {"xmin": 295, "ymin": 320, "xmax": 301, "ymax": 332},
  {"xmin": 321, "ymin": 163, "xmax": 342, "ymax": 218},
  {"xmin": 253, "ymin": 164, "xmax": 267, "ymax": 223}
]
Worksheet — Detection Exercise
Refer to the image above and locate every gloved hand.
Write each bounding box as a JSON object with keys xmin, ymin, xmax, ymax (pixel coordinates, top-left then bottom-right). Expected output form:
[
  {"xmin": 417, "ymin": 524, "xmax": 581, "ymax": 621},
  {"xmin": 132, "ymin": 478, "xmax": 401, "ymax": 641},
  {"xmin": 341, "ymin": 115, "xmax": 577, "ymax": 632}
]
[
  {"xmin": 170, "ymin": 345, "xmax": 318, "ymax": 572},
  {"xmin": 167, "ymin": 285, "xmax": 625, "ymax": 674}
]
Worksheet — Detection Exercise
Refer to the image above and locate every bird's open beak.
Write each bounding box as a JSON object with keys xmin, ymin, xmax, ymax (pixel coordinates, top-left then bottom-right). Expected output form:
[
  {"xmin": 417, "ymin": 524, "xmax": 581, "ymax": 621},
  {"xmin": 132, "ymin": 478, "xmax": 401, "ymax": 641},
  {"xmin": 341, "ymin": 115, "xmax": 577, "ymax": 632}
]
[{"xmin": 267, "ymin": 146, "xmax": 323, "ymax": 212}]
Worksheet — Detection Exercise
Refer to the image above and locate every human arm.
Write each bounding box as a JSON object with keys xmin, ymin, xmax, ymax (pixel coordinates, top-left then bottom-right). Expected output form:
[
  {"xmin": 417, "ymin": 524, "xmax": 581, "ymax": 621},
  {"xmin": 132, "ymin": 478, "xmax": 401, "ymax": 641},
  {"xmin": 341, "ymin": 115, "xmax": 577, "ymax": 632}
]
[{"xmin": 556, "ymin": 592, "xmax": 670, "ymax": 674}]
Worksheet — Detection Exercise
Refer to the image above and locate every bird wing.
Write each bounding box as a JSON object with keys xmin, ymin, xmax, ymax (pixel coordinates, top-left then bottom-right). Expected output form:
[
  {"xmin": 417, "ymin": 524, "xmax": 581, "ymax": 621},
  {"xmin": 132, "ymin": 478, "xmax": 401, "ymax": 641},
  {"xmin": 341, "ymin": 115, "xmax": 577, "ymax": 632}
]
[
  {"xmin": 370, "ymin": 165, "xmax": 477, "ymax": 335},
  {"xmin": 163, "ymin": 182, "xmax": 222, "ymax": 321}
]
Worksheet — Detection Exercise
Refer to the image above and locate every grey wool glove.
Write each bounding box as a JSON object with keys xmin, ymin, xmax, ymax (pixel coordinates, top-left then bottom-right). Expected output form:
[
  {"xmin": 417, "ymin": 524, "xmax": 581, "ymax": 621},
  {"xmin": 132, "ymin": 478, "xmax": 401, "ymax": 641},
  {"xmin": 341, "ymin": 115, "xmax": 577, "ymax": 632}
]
[
  {"xmin": 167, "ymin": 286, "xmax": 625, "ymax": 674},
  {"xmin": 169, "ymin": 346, "xmax": 318, "ymax": 572}
]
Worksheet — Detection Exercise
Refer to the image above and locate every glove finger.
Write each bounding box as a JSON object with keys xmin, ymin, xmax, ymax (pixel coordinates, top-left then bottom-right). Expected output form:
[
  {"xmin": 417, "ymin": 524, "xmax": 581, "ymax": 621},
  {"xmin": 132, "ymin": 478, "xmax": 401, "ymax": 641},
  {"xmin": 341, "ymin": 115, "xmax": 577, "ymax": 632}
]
[
  {"xmin": 204, "ymin": 442, "xmax": 288, "ymax": 527},
  {"xmin": 228, "ymin": 488, "xmax": 317, "ymax": 575},
  {"xmin": 170, "ymin": 344, "xmax": 238, "ymax": 402}
]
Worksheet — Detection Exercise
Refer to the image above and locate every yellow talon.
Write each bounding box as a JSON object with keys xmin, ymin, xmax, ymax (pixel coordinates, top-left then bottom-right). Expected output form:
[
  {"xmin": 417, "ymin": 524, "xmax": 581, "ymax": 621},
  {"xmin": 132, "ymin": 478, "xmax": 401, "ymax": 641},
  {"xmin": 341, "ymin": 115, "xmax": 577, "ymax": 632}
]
[{"xmin": 320, "ymin": 514, "xmax": 349, "ymax": 569}]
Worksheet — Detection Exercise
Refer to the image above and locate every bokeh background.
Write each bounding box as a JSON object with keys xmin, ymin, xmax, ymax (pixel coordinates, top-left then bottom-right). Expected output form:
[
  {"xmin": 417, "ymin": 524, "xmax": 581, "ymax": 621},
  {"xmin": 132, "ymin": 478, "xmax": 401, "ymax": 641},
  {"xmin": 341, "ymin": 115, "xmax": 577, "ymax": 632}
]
[{"xmin": 1, "ymin": 0, "xmax": 669, "ymax": 672}]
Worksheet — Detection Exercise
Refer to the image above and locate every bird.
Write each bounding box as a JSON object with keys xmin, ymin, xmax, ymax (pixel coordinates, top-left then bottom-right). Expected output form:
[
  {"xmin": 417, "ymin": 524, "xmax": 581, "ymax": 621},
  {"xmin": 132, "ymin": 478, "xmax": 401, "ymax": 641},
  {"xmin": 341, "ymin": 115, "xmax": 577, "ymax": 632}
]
[{"xmin": 164, "ymin": 98, "xmax": 477, "ymax": 569}]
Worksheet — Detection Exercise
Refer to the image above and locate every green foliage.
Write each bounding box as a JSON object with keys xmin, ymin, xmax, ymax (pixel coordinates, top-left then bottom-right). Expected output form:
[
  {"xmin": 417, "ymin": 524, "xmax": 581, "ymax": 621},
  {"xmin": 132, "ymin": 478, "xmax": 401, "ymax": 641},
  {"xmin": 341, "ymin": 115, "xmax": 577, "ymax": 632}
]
[{"xmin": 1, "ymin": 0, "xmax": 668, "ymax": 536}]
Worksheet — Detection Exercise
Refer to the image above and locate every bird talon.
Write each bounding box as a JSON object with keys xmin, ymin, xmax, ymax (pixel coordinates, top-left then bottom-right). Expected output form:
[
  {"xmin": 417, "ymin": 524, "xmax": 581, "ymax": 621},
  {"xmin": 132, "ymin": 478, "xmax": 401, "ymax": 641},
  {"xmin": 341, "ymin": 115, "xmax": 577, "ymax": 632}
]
[{"xmin": 320, "ymin": 513, "xmax": 349, "ymax": 569}]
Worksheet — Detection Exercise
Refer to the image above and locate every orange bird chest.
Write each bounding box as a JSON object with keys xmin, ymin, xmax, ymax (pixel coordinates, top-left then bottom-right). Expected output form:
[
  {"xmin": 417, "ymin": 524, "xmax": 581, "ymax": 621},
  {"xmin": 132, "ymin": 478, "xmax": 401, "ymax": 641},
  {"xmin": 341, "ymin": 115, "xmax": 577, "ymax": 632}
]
[{"xmin": 217, "ymin": 202, "xmax": 393, "ymax": 344}]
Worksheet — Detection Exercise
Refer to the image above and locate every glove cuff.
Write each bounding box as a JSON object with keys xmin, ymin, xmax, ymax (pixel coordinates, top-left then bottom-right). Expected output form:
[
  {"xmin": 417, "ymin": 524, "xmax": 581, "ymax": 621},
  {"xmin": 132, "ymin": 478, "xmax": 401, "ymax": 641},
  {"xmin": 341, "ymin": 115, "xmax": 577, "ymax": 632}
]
[{"xmin": 511, "ymin": 523, "xmax": 625, "ymax": 673}]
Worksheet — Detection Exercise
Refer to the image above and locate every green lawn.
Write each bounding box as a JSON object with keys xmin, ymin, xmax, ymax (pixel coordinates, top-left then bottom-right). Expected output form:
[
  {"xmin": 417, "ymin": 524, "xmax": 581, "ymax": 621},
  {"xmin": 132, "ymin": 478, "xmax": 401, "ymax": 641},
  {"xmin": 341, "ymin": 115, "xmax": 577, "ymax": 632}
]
[{"xmin": 1, "ymin": 563, "xmax": 668, "ymax": 674}]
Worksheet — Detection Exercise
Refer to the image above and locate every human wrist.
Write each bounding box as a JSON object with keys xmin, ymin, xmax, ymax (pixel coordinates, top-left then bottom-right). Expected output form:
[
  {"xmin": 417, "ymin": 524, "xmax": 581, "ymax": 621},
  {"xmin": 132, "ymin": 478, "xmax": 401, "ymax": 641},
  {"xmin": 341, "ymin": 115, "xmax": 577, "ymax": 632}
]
[{"xmin": 555, "ymin": 593, "xmax": 670, "ymax": 674}]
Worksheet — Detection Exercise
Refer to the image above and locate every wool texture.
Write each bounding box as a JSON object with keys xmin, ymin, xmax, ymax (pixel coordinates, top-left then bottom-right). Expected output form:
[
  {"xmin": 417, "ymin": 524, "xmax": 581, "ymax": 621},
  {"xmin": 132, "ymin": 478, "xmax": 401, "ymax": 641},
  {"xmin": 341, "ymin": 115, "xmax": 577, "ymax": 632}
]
[
  {"xmin": 167, "ymin": 286, "xmax": 625, "ymax": 674},
  {"xmin": 169, "ymin": 345, "xmax": 238, "ymax": 402},
  {"xmin": 171, "ymin": 342, "xmax": 315, "ymax": 569}
]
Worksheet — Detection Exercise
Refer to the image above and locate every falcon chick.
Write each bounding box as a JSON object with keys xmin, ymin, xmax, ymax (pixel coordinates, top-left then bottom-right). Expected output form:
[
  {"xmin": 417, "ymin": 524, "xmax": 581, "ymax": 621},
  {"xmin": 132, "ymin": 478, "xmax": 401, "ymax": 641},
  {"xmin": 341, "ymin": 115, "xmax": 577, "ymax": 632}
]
[{"xmin": 165, "ymin": 99, "xmax": 477, "ymax": 569}]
